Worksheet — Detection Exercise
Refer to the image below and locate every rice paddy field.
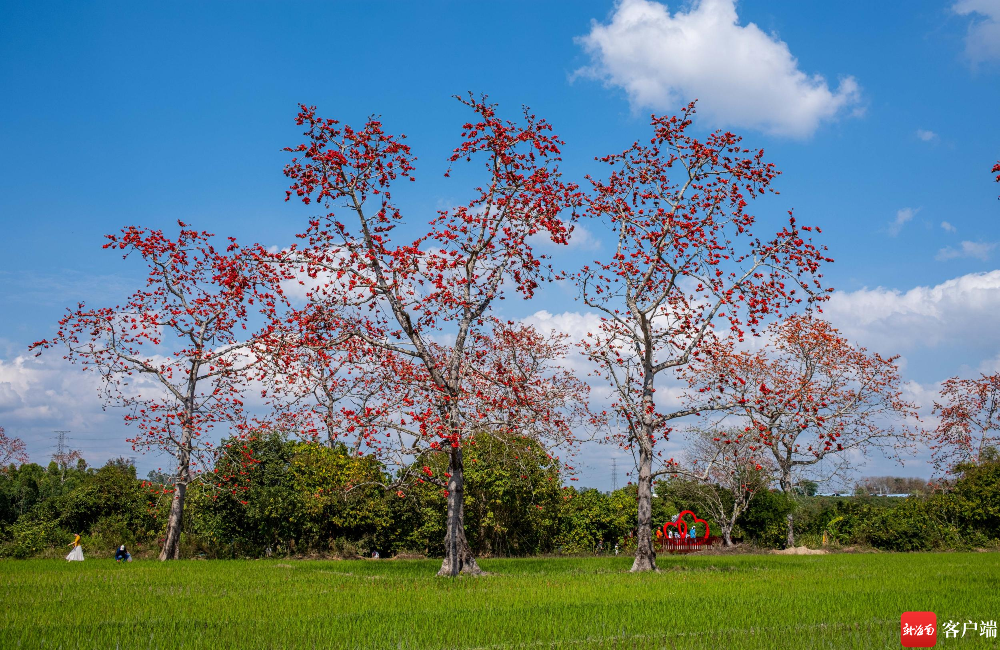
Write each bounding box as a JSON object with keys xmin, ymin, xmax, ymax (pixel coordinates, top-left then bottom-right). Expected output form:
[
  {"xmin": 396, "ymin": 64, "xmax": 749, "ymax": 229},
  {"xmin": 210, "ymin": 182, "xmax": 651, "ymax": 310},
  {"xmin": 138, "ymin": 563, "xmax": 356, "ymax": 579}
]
[{"xmin": 1, "ymin": 553, "xmax": 997, "ymax": 649}]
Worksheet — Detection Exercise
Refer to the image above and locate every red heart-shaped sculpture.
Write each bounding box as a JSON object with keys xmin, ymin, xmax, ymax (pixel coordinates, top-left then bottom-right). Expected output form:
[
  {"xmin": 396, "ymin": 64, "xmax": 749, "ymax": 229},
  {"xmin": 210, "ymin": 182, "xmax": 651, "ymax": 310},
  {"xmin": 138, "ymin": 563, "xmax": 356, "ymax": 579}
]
[{"xmin": 662, "ymin": 510, "xmax": 710, "ymax": 540}]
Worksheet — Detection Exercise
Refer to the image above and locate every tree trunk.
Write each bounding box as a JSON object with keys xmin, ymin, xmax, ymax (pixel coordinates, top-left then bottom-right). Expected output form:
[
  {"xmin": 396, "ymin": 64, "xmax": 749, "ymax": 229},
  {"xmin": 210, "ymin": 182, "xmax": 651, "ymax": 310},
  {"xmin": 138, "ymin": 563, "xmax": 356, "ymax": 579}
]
[
  {"xmin": 779, "ymin": 472, "xmax": 795, "ymax": 549},
  {"xmin": 159, "ymin": 480, "xmax": 186, "ymax": 560},
  {"xmin": 631, "ymin": 444, "xmax": 657, "ymax": 572},
  {"xmin": 438, "ymin": 446, "xmax": 483, "ymax": 576},
  {"xmin": 722, "ymin": 508, "xmax": 741, "ymax": 547},
  {"xmin": 159, "ymin": 428, "xmax": 191, "ymax": 561}
]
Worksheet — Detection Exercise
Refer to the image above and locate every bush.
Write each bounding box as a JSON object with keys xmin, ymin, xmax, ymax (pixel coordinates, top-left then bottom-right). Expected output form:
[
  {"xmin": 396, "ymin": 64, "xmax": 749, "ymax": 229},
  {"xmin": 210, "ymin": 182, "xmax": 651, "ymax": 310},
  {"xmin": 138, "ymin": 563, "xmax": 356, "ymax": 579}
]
[
  {"xmin": 91, "ymin": 514, "xmax": 138, "ymax": 551},
  {"xmin": 945, "ymin": 460, "xmax": 1000, "ymax": 539},
  {"xmin": 737, "ymin": 489, "xmax": 794, "ymax": 547},
  {"xmin": 0, "ymin": 518, "xmax": 67, "ymax": 559},
  {"xmin": 851, "ymin": 499, "xmax": 948, "ymax": 551}
]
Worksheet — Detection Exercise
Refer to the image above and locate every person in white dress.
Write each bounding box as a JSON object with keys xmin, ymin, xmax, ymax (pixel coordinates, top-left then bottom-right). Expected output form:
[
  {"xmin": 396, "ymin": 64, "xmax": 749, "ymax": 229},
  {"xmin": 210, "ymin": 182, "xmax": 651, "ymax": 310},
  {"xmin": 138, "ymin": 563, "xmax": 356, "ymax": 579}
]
[{"xmin": 66, "ymin": 533, "xmax": 84, "ymax": 561}]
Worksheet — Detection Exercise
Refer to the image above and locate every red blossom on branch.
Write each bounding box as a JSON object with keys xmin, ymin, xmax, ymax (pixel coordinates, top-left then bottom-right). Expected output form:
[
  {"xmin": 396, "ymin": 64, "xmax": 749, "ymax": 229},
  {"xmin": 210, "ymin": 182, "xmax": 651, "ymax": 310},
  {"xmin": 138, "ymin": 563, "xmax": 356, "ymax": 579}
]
[{"xmin": 932, "ymin": 373, "xmax": 1000, "ymax": 473}]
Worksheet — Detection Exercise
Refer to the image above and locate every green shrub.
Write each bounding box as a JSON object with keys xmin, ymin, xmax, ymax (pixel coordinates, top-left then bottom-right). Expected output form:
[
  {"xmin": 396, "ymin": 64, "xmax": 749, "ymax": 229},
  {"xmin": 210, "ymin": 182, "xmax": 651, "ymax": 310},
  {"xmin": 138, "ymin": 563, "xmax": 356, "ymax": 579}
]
[
  {"xmin": 737, "ymin": 489, "xmax": 794, "ymax": 547},
  {"xmin": 0, "ymin": 518, "xmax": 67, "ymax": 559}
]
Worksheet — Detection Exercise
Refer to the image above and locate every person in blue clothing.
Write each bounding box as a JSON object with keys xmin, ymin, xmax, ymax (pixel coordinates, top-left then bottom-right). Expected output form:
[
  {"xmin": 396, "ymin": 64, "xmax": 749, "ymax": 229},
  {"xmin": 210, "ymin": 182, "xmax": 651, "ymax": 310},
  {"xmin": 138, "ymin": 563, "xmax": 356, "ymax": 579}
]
[
  {"xmin": 115, "ymin": 545, "xmax": 132, "ymax": 562},
  {"xmin": 688, "ymin": 525, "xmax": 697, "ymax": 539}
]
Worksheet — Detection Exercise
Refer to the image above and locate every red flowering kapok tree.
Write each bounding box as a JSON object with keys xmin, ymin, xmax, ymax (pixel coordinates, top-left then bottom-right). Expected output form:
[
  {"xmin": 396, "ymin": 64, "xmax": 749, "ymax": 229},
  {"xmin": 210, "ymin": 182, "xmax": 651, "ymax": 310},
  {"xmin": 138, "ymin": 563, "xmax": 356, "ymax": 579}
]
[
  {"xmin": 577, "ymin": 103, "xmax": 832, "ymax": 571},
  {"xmin": 0, "ymin": 426, "xmax": 29, "ymax": 467},
  {"xmin": 932, "ymin": 373, "xmax": 1000, "ymax": 473},
  {"xmin": 281, "ymin": 96, "xmax": 590, "ymax": 575},
  {"xmin": 31, "ymin": 224, "xmax": 284, "ymax": 560},
  {"xmin": 690, "ymin": 315, "xmax": 919, "ymax": 547}
]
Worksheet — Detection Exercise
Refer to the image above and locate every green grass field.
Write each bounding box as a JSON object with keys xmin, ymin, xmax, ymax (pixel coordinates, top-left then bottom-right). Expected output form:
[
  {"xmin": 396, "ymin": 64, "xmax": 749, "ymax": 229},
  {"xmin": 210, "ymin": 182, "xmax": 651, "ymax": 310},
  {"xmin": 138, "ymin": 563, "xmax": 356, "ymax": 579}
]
[{"xmin": 1, "ymin": 553, "xmax": 996, "ymax": 649}]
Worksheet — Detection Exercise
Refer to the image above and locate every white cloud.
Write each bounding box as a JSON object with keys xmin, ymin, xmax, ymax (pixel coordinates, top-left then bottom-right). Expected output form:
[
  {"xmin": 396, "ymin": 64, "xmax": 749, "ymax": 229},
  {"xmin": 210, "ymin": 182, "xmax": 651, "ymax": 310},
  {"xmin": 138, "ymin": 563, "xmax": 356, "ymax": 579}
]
[
  {"xmin": 0, "ymin": 340, "xmax": 267, "ymax": 470},
  {"xmin": 976, "ymin": 351, "xmax": 1000, "ymax": 373},
  {"xmin": 935, "ymin": 240, "xmax": 997, "ymax": 261},
  {"xmin": 522, "ymin": 310, "xmax": 604, "ymax": 342},
  {"xmin": 521, "ymin": 310, "xmax": 605, "ymax": 379},
  {"xmin": 941, "ymin": 221, "xmax": 957, "ymax": 233},
  {"xmin": 954, "ymin": 0, "xmax": 1000, "ymax": 64},
  {"xmin": 0, "ymin": 354, "xmax": 101, "ymax": 425},
  {"xmin": 0, "ymin": 352, "xmax": 128, "ymax": 467},
  {"xmin": 824, "ymin": 270, "xmax": 1000, "ymax": 350},
  {"xmin": 576, "ymin": 0, "xmax": 862, "ymax": 138},
  {"xmin": 529, "ymin": 224, "xmax": 602, "ymax": 253},
  {"xmin": 916, "ymin": 129, "xmax": 938, "ymax": 142},
  {"xmin": 0, "ymin": 382, "xmax": 23, "ymax": 411},
  {"xmin": 566, "ymin": 224, "xmax": 602, "ymax": 251},
  {"xmin": 902, "ymin": 379, "xmax": 942, "ymax": 417},
  {"xmin": 888, "ymin": 208, "xmax": 916, "ymax": 237},
  {"xmin": 521, "ymin": 309, "xmax": 693, "ymax": 412}
]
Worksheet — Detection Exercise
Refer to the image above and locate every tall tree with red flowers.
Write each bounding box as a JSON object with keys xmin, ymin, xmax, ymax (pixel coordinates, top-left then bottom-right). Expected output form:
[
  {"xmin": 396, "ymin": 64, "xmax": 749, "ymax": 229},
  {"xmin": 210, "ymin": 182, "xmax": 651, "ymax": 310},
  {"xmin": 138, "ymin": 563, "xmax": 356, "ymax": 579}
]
[
  {"xmin": 688, "ymin": 315, "xmax": 919, "ymax": 547},
  {"xmin": 577, "ymin": 102, "xmax": 833, "ymax": 571},
  {"xmin": 30, "ymin": 224, "xmax": 284, "ymax": 560},
  {"xmin": 0, "ymin": 426, "xmax": 29, "ymax": 467},
  {"xmin": 280, "ymin": 95, "xmax": 591, "ymax": 575},
  {"xmin": 932, "ymin": 373, "xmax": 1000, "ymax": 473}
]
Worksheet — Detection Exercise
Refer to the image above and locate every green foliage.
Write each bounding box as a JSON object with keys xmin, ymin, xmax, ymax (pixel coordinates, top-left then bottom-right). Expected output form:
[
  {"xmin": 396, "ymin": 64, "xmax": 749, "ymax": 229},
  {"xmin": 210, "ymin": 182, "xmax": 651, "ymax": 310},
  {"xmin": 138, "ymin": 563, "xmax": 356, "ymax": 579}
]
[
  {"xmin": 854, "ymin": 498, "xmax": 963, "ymax": 551},
  {"xmin": 289, "ymin": 440, "xmax": 393, "ymax": 548},
  {"xmin": 191, "ymin": 433, "xmax": 393, "ymax": 557},
  {"xmin": 555, "ymin": 485, "xmax": 636, "ymax": 552},
  {"xmin": 0, "ymin": 517, "xmax": 67, "ymax": 558},
  {"xmin": 741, "ymin": 461, "xmax": 1000, "ymax": 551},
  {"xmin": 395, "ymin": 434, "xmax": 567, "ymax": 557},
  {"xmin": 944, "ymin": 458, "xmax": 1000, "ymax": 539},
  {"xmin": 0, "ymin": 459, "xmax": 157, "ymax": 558},
  {"xmin": 737, "ymin": 489, "xmax": 795, "ymax": 547},
  {"xmin": 0, "ymin": 463, "xmax": 43, "ymax": 526},
  {"xmin": 56, "ymin": 459, "xmax": 156, "ymax": 542},
  {"xmin": 795, "ymin": 480, "xmax": 819, "ymax": 497},
  {"xmin": 4, "ymin": 443, "xmax": 1000, "ymax": 558},
  {"xmin": 461, "ymin": 435, "xmax": 563, "ymax": 555}
]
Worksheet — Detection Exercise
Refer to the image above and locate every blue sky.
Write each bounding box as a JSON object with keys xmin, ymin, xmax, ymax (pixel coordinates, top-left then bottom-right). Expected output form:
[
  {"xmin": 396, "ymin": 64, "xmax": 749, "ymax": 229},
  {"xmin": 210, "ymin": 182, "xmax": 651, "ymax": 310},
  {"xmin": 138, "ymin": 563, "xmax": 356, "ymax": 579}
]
[{"xmin": 1, "ymin": 0, "xmax": 998, "ymax": 488}]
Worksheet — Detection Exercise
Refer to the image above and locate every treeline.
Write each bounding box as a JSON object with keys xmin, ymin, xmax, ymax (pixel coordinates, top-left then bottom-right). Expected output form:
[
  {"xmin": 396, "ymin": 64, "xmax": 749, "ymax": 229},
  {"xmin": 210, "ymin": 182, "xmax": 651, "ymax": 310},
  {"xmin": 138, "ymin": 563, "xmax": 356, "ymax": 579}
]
[
  {"xmin": 853, "ymin": 476, "xmax": 931, "ymax": 497},
  {"xmin": 0, "ymin": 433, "xmax": 630, "ymax": 559},
  {"xmin": 2, "ymin": 433, "xmax": 999, "ymax": 559},
  {"xmin": 722, "ymin": 460, "xmax": 1000, "ymax": 551}
]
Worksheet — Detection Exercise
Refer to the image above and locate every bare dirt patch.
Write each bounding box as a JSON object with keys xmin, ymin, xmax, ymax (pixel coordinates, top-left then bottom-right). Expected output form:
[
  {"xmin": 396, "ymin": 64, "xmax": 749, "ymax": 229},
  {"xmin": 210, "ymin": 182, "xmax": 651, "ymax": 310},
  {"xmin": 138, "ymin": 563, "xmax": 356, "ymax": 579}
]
[{"xmin": 772, "ymin": 546, "xmax": 828, "ymax": 555}]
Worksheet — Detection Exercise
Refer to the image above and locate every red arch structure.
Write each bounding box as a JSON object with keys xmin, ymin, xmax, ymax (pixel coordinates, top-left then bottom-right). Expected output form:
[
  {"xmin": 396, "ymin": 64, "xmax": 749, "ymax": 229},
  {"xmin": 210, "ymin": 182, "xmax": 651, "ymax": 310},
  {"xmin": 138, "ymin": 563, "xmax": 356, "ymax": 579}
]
[{"xmin": 656, "ymin": 510, "xmax": 717, "ymax": 553}]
